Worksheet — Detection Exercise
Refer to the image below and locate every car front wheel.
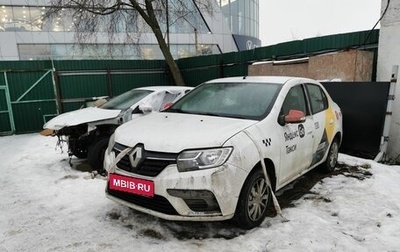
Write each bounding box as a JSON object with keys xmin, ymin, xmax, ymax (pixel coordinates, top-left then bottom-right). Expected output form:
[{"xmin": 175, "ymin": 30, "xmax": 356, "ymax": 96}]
[
  {"xmin": 234, "ymin": 169, "xmax": 271, "ymax": 229},
  {"xmin": 87, "ymin": 137, "xmax": 110, "ymax": 173}
]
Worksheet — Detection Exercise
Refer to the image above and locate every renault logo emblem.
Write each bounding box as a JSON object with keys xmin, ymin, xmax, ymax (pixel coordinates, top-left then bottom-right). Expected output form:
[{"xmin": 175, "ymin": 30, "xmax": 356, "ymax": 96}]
[{"xmin": 129, "ymin": 146, "xmax": 143, "ymax": 168}]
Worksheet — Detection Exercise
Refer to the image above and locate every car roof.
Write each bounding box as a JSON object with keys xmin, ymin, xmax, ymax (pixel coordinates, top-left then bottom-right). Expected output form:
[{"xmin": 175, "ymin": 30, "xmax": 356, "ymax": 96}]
[
  {"xmin": 135, "ymin": 86, "xmax": 193, "ymax": 92},
  {"xmin": 206, "ymin": 76, "xmax": 317, "ymax": 85}
]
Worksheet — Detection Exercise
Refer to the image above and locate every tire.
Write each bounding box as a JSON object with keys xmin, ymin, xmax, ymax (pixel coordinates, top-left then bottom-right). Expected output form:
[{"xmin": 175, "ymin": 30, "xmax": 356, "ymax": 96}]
[
  {"xmin": 87, "ymin": 137, "xmax": 110, "ymax": 172},
  {"xmin": 320, "ymin": 138, "xmax": 339, "ymax": 173},
  {"xmin": 234, "ymin": 169, "xmax": 271, "ymax": 229},
  {"xmin": 68, "ymin": 138, "xmax": 88, "ymax": 159}
]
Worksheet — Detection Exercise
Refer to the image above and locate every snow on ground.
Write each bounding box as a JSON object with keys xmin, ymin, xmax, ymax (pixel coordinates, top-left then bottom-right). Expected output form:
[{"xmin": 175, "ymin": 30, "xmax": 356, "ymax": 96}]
[{"xmin": 1, "ymin": 133, "xmax": 400, "ymax": 252}]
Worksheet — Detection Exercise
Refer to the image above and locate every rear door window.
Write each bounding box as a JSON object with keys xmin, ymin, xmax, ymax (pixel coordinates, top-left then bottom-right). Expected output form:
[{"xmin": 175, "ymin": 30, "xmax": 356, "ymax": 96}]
[{"xmin": 306, "ymin": 84, "xmax": 328, "ymax": 114}]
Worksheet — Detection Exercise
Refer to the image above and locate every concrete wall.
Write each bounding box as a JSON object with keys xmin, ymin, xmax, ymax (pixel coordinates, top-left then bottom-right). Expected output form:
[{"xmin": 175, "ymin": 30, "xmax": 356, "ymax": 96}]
[
  {"xmin": 309, "ymin": 50, "xmax": 374, "ymax": 81},
  {"xmin": 377, "ymin": 0, "xmax": 400, "ymax": 161},
  {"xmin": 248, "ymin": 49, "xmax": 374, "ymax": 82},
  {"xmin": 248, "ymin": 60, "xmax": 309, "ymax": 77}
]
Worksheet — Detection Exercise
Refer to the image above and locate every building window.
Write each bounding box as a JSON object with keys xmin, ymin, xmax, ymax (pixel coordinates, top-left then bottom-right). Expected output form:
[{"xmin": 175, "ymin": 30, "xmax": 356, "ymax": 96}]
[
  {"xmin": 219, "ymin": 0, "xmax": 259, "ymax": 38},
  {"xmin": 17, "ymin": 43, "xmax": 220, "ymax": 60}
]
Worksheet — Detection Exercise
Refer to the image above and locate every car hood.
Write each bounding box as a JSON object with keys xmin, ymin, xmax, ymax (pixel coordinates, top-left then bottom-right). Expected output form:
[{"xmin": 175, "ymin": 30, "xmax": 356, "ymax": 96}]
[
  {"xmin": 44, "ymin": 107, "xmax": 121, "ymax": 130},
  {"xmin": 114, "ymin": 112, "xmax": 257, "ymax": 153}
]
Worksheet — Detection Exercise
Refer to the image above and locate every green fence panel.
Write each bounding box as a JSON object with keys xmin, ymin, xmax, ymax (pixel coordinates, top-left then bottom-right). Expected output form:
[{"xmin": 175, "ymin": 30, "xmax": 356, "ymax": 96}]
[
  {"xmin": 0, "ymin": 89, "xmax": 7, "ymax": 110},
  {"xmin": 0, "ymin": 74, "xmax": 5, "ymax": 85},
  {"xmin": 0, "ymin": 61, "xmax": 52, "ymax": 71},
  {"xmin": 178, "ymin": 54, "xmax": 220, "ymax": 70},
  {"xmin": 11, "ymin": 101, "xmax": 57, "ymax": 133},
  {"xmin": 6, "ymin": 71, "xmax": 54, "ymax": 101},
  {"xmin": 0, "ymin": 88, "xmax": 12, "ymax": 134},
  {"xmin": 0, "ymin": 113, "xmax": 11, "ymax": 133},
  {"xmin": 220, "ymin": 51, "xmax": 239, "ymax": 65},
  {"xmin": 62, "ymin": 102, "xmax": 86, "ymax": 112},
  {"xmin": 110, "ymin": 72, "xmax": 169, "ymax": 96},
  {"xmin": 4, "ymin": 69, "xmax": 58, "ymax": 134},
  {"xmin": 181, "ymin": 66, "xmax": 220, "ymax": 86},
  {"xmin": 59, "ymin": 74, "xmax": 108, "ymax": 99},
  {"xmin": 223, "ymin": 64, "xmax": 247, "ymax": 77}
]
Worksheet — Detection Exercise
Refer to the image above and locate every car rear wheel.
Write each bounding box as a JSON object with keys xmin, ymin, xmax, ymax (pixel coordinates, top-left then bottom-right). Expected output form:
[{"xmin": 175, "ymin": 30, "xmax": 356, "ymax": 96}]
[
  {"xmin": 320, "ymin": 138, "xmax": 339, "ymax": 173},
  {"xmin": 234, "ymin": 169, "xmax": 271, "ymax": 229},
  {"xmin": 87, "ymin": 137, "xmax": 110, "ymax": 173}
]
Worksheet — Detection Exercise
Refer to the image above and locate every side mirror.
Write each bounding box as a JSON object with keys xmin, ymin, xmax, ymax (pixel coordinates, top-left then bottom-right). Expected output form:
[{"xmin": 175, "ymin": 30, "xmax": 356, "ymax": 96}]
[
  {"xmin": 162, "ymin": 102, "xmax": 173, "ymax": 111},
  {"xmin": 279, "ymin": 110, "xmax": 306, "ymax": 126},
  {"xmin": 285, "ymin": 110, "xmax": 306, "ymax": 123}
]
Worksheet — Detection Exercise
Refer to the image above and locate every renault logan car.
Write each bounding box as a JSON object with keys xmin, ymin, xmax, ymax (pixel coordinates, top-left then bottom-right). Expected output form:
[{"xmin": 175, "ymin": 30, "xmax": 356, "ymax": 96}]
[
  {"xmin": 104, "ymin": 76, "xmax": 342, "ymax": 229},
  {"xmin": 43, "ymin": 86, "xmax": 192, "ymax": 170}
]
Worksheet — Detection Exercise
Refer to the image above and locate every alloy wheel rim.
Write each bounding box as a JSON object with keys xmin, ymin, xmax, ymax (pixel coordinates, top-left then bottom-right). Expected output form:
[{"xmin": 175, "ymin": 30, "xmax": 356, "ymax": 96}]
[
  {"xmin": 329, "ymin": 142, "xmax": 339, "ymax": 168},
  {"xmin": 247, "ymin": 177, "xmax": 269, "ymax": 221}
]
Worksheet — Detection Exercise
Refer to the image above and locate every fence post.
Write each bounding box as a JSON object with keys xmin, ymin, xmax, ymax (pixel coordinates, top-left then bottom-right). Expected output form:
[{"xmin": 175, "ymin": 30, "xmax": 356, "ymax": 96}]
[
  {"xmin": 3, "ymin": 71, "xmax": 16, "ymax": 133},
  {"xmin": 53, "ymin": 70, "xmax": 63, "ymax": 114}
]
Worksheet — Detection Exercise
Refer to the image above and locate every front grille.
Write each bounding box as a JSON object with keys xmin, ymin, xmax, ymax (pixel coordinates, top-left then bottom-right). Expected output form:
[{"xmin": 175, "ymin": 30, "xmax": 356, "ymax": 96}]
[
  {"xmin": 107, "ymin": 186, "xmax": 178, "ymax": 215},
  {"xmin": 113, "ymin": 143, "xmax": 178, "ymax": 177}
]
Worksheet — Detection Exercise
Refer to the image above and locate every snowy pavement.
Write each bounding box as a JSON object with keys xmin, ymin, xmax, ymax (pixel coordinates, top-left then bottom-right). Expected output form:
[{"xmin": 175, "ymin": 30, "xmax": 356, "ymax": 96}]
[{"xmin": 1, "ymin": 133, "xmax": 399, "ymax": 252}]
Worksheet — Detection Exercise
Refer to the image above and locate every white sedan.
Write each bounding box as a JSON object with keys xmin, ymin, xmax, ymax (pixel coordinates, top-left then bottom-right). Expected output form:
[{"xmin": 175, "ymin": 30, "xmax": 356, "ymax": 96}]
[
  {"xmin": 43, "ymin": 86, "xmax": 192, "ymax": 171},
  {"xmin": 104, "ymin": 76, "xmax": 343, "ymax": 229}
]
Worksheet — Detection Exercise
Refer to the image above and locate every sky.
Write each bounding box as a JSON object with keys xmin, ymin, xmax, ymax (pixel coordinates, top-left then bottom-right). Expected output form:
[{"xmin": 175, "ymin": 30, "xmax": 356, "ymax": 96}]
[
  {"xmin": 1, "ymin": 133, "xmax": 400, "ymax": 251},
  {"xmin": 259, "ymin": 0, "xmax": 383, "ymax": 46}
]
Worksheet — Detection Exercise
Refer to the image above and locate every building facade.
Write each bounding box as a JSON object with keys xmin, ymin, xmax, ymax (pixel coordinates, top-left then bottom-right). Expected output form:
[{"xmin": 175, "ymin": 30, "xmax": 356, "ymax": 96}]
[
  {"xmin": 0, "ymin": 0, "xmax": 260, "ymax": 60},
  {"xmin": 377, "ymin": 0, "xmax": 400, "ymax": 161}
]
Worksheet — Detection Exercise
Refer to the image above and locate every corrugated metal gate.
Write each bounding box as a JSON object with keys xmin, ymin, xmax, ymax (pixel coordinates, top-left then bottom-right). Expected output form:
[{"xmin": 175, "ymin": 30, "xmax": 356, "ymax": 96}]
[
  {"xmin": 0, "ymin": 69, "xmax": 59, "ymax": 134},
  {"xmin": 55, "ymin": 68, "xmax": 168, "ymax": 112},
  {"xmin": 0, "ymin": 60, "xmax": 169, "ymax": 134},
  {"xmin": 322, "ymin": 82, "xmax": 390, "ymax": 158},
  {"xmin": 51, "ymin": 60, "xmax": 169, "ymax": 113}
]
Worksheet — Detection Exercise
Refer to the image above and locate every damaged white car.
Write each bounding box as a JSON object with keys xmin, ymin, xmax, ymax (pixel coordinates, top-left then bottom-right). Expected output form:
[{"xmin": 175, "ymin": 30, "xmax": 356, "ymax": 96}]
[
  {"xmin": 104, "ymin": 76, "xmax": 343, "ymax": 229},
  {"xmin": 43, "ymin": 86, "xmax": 192, "ymax": 171}
]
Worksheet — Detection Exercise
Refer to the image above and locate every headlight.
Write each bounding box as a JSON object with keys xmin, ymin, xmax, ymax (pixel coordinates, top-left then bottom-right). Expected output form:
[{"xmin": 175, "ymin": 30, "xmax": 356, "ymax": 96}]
[
  {"xmin": 177, "ymin": 147, "xmax": 233, "ymax": 172},
  {"xmin": 106, "ymin": 133, "xmax": 115, "ymax": 155}
]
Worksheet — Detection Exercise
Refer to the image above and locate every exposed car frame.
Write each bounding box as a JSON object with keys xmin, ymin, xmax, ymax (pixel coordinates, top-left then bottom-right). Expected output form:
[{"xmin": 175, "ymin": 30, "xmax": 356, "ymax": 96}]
[{"xmin": 43, "ymin": 86, "xmax": 192, "ymax": 171}]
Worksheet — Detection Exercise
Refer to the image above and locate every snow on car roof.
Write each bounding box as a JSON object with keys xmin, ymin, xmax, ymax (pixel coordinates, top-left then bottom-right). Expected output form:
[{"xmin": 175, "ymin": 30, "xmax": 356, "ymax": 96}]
[
  {"xmin": 206, "ymin": 76, "xmax": 317, "ymax": 85},
  {"xmin": 135, "ymin": 86, "xmax": 193, "ymax": 92}
]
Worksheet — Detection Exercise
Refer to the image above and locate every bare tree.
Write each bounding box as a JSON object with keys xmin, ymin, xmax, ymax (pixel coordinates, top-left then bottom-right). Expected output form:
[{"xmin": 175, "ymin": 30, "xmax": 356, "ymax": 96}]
[{"xmin": 47, "ymin": 0, "xmax": 214, "ymax": 86}]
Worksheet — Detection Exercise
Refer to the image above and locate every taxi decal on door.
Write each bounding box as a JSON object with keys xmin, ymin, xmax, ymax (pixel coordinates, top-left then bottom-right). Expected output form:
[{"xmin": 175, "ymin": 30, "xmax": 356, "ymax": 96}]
[{"xmin": 311, "ymin": 106, "xmax": 337, "ymax": 166}]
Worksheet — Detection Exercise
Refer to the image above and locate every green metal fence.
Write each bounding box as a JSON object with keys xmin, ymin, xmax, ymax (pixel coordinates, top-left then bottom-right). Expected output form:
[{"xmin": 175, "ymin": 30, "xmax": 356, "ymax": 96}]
[
  {"xmin": 0, "ymin": 29, "xmax": 379, "ymax": 135},
  {"xmin": 0, "ymin": 67, "xmax": 57, "ymax": 134},
  {"xmin": 52, "ymin": 60, "xmax": 170, "ymax": 112}
]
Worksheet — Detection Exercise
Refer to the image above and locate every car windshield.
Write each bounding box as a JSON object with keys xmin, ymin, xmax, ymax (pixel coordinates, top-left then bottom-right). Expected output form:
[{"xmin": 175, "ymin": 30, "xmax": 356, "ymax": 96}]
[
  {"xmin": 167, "ymin": 82, "xmax": 281, "ymax": 120},
  {"xmin": 100, "ymin": 89, "xmax": 153, "ymax": 110}
]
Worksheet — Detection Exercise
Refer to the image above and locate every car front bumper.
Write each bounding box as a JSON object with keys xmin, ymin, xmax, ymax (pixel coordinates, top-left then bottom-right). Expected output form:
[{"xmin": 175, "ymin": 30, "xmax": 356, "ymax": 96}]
[{"xmin": 105, "ymin": 161, "xmax": 248, "ymax": 221}]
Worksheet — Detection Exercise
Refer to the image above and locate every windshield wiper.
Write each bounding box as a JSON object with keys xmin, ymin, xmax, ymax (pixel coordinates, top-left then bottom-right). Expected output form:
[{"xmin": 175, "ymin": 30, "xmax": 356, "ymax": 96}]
[
  {"xmin": 198, "ymin": 112, "xmax": 252, "ymax": 120},
  {"xmin": 165, "ymin": 108, "xmax": 188, "ymax": 114},
  {"xmin": 193, "ymin": 112, "xmax": 223, "ymax": 117},
  {"xmin": 165, "ymin": 109, "xmax": 220, "ymax": 117}
]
